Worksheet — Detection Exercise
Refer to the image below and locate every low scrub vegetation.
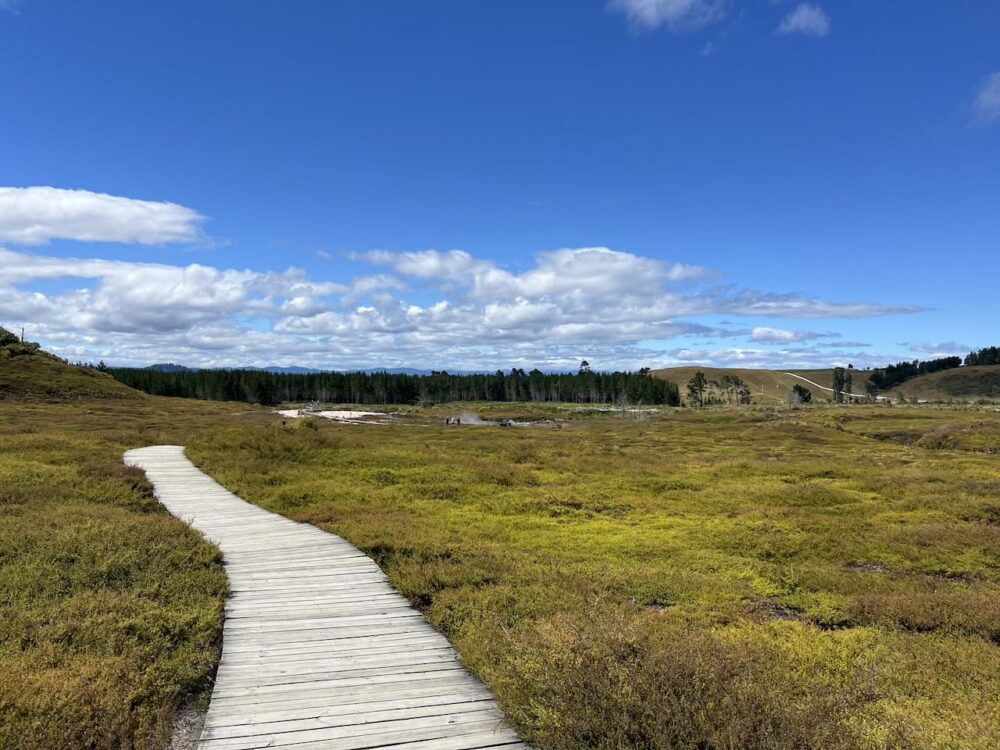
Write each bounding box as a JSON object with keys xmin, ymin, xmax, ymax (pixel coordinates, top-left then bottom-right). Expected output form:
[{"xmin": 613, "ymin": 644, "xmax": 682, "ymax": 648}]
[
  {"xmin": 4, "ymin": 386, "xmax": 998, "ymax": 749},
  {"xmin": 0, "ymin": 399, "xmax": 263, "ymax": 750},
  {"xmin": 188, "ymin": 404, "xmax": 1000, "ymax": 749}
]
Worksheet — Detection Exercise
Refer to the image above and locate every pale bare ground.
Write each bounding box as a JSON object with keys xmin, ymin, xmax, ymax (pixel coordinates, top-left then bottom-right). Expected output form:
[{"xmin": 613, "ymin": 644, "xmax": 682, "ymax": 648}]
[
  {"xmin": 168, "ymin": 703, "xmax": 206, "ymax": 750},
  {"xmin": 275, "ymin": 408, "xmax": 387, "ymax": 421}
]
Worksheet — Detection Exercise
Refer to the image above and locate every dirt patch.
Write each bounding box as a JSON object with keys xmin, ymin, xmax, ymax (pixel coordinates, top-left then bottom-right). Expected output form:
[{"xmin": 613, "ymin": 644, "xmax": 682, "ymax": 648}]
[
  {"xmin": 754, "ymin": 598, "xmax": 803, "ymax": 622},
  {"xmin": 964, "ymin": 505, "xmax": 1000, "ymax": 526},
  {"xmin": 846, "ymin": 561, "xmax": 891, "ymax": 573},
  {"xmin": 168, "ymin": 703, "xmax": 206, "ymax": 750}
]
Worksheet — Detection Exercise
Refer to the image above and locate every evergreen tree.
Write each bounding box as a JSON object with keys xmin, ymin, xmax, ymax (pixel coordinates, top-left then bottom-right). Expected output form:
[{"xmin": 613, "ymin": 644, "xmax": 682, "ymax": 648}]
[
  {"xmin": 832, "ymin": 367, "xmax": 846, "ymax": 404},
  {"xmin": 686, "ymin": 371, "xmax": 708, "ymax": 407},
  {"xmin": 792, "ymin": 384, "xmax": 812, "ymax": 403},
  {"xmin": 107, "ymin": 366, "xmax": 681, "ymax": 406},
  {"xmin": 864, "ymin": 381, "xmax": 878, "ymax": 403}
]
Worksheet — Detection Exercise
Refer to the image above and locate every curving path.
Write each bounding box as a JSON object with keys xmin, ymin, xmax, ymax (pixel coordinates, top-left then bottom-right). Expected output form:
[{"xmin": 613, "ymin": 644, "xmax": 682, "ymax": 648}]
[
  {"xmin": 782, "ymin": 372, "xmax": 886, "ymax": 402},
  {"xmin": 124, "ymin": 445, "xmax": 528, "ymax": 750}
]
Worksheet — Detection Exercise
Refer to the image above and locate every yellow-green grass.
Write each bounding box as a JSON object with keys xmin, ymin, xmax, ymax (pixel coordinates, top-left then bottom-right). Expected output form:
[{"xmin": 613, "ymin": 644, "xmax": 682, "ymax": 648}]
[
  {"xmin": 652, "ymin": 366, "xmax": 875, "ymax": 404},
  {"xmin": 0, "ymin": 398, "xmax": 270, "ymax": 750},
  {"xmin": 0, "ymin": 353, "xmax": 142, "ymax": 402},
  {"xmin": 187, "ymin": 405, "xmax": 1000, "ymax": 750}
]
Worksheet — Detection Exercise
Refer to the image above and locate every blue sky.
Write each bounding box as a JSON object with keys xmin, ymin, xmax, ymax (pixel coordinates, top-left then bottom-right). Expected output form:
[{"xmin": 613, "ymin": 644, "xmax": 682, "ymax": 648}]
[{"xmin": 1, "ymin": 1, "xmax": 998, "ymax": 370}]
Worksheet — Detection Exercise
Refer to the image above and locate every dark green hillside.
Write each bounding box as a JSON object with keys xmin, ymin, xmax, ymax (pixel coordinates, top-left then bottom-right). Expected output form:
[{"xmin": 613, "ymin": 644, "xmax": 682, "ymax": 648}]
[{"xmin": 889, "ymin": 365, "xmax": 1000, "ymax": 401}]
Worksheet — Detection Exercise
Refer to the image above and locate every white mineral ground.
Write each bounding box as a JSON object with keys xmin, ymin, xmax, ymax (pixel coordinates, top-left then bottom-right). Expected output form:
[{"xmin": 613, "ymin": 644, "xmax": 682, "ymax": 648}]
[{"xmin": 275, "ymin": 409, "xmax": 386, "ymax": 421}]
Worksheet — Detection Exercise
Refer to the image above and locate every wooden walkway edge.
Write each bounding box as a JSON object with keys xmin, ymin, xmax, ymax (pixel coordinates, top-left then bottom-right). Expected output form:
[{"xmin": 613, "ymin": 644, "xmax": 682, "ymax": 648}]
[{"xmin": 124, "ymin": 445, "xmax": 528, "ymax": 750}]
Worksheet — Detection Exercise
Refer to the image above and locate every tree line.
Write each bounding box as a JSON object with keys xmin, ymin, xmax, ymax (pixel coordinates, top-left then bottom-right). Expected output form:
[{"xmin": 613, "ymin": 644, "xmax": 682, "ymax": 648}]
[
  {"xmin": 108, "ymin": 366, "xmax": 681, "ymax": 406},
  {"xmin": 965, "ymin": 346, "xmax": 1000, "ymax": 367},
  {"xmin": 867, "ymin": 356, "xmax": 963, "ymax": 391},
  {"xmin": 685, "ymin": 373, "xmax": 752, "ymax": 407}
]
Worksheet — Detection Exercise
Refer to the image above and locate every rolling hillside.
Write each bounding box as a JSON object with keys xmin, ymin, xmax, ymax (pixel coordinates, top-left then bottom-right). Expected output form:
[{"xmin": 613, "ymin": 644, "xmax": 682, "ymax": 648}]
[
  {"xmin": 654, "ymin": 364, "xmax": 1000, "ymax": 404},
  {"xmin": 886, "ymin": 365, "xmax": 1000, "ymax": 402},
  {"xmin": 652, "ymin": 366, "xmax": 874, "ymax": 404},
  {"xmin": 0, "ymin": 328, "xmax": 142, "ymax": 401}
]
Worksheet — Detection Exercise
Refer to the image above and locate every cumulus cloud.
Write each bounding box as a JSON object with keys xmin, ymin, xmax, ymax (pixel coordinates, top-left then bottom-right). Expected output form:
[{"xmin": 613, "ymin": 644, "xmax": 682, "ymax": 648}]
[
  {"xmin": 353, "ymin": 249, "xmax": 493, "ymax": 283},
  {"xmin": 1, "ymin": 244, "xmax": 918, "ymax": 370},
  {"xmin": 973, "ymin": 72, "xmax": 1000, "ymax": 124},
  {"xmin": 0, "ymin": 187, "xmax": 208, "ymax": 246},
  {"xmin": 608, "ymin": 0, "xmax": 727, "ymax": 31},
  {"xmin": 776, "ymin": 4, "xmax": 830, "ymax": 37}
]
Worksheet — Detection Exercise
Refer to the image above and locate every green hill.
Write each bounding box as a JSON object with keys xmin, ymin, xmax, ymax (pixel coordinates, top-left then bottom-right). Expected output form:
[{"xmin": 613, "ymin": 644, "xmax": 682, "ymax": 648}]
[
  {"xmin": 654, "ymin": 364, "xmax": 1000, "ymax": 404},
  {"xmin": 0, "ymin": 328, "xmax": 142, "ymax": 401},
  {"xmin": 887, "ymin": 365, "xmax": 1000, "ymax": 402},
  {"xmin": 652, "ymin": 366, "xmax": 874, "ymax": 404}
]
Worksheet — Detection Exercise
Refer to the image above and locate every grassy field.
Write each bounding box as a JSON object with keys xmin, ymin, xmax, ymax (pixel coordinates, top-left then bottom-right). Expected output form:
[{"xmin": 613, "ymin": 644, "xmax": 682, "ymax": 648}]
[
  {"xmin": 0, "ymin": 398, "xmax": 271, "ymax": 750},
  {"xmin": 3, "ymin": 387, "xmax": 999, "ymax": 749},
  {"xmin": 185, "ymin": 403, "xmax": 1000, "ymax": 750}
]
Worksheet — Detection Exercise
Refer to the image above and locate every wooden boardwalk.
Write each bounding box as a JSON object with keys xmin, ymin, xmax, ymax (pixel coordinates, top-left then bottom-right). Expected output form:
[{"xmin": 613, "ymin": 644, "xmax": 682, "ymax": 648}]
[{"xmin": 124, "ymin": 445, "xmax": 528, "ymax": 750}]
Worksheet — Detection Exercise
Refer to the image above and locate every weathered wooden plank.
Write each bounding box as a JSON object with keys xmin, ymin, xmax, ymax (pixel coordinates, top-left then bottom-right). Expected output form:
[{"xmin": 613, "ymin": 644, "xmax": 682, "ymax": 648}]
[
  {"xmin": 197, "ymin": 711, "xmax": 509, "ymax": 750},
  {"xmin": 205, "ymin": 674, "xmax": 490, "ymax": 712},
  {"xmin": 123, "ymin": 445, "xmax": 527, "ymax": 750},
  {"xmin": 200, "ymin": 699, "xmax": 497, "ymax": 740}
]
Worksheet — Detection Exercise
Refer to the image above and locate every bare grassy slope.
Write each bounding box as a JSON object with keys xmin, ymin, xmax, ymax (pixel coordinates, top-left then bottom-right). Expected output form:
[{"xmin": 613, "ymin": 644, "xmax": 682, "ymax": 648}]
[
  {"xmin": 655, "ymin": 364, "xmax": 1000, "ymax": 403},
  {"xmin": 652, "ymin": 366, "xmax": 874, "ymax": 403}
]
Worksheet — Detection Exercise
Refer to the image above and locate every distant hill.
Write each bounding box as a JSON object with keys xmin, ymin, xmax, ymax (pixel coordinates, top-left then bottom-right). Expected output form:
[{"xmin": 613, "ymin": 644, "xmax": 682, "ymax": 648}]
[
  {"xmin": 0, "ymin": 327, "xmax": 142, "ymax": 402},
  {"xmin": 263, "ymin": 366, "xmax": 326, "ymax": 375},
  {"xmin": 887, "ymin": 365, "xmax": 1000, "ymax": 402},
  {"xmin": 147, "ymin": 362, "xmax": 195, "ymax": 372},
  {"xmin": 654, "ymin": 364, "xmax": 1000, "ymax": 404},
  {"xmin": 652, "ymin": 366, "xmax": 875, "ymax": 404},
  {"xmin": 142, "ymin": 364, "xmax": 493, "ymax": 376}
]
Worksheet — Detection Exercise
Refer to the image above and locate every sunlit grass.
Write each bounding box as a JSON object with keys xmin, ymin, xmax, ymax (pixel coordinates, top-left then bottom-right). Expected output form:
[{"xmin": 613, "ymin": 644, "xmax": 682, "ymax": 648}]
[
  {"xmin": 189, "ymin": 404, "xmax": 1000, "ymax": 749},
  {"xmin": 0, "ymin": 399, "xmax": 267, "ymax": 750},
  {"xmin": 3, "ymin": 396, "xmax": 997, "ymax": 749}
]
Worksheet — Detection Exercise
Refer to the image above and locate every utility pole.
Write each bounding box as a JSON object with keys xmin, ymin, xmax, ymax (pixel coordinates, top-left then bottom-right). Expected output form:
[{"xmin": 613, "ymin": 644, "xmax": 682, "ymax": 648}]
[{"xmin": 20, "ymin": 327, "xmax": 24, "ymax": 343}]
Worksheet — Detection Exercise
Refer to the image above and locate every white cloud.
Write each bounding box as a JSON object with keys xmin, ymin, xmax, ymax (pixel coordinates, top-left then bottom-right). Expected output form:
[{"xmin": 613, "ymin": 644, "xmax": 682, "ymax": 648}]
[
  {"xmin": 353, "ymin": 249, "xmax": 493, "ymax": 283},
  {"xmin": 0, "ymin": 248, "xmax": 342, "ymax": 334},
  {"xmin": 973, "ymin": 72, "xmax": 1000, "ymax": 124},
  {"xmin": 0, "ymin": 187, "xmax": 207, "ymax": 246},
  {"xmin": 659, "ymin": 346, "xmax": 895, "ymax": 370},
  {"xmin": 776, "ymin": 4, "xmax": 830, "ymax": 37},
  {"xmin": 1, "ymin": 245, "xmax": 918, "ymax": 370},
  {"xmin": 608, "ymin": 0, "xmax": 727, "ymax": 31},
  {"xmin": 912, "ymin": 341, "xmax": 969, "ymax": 356},
  {"xmin": 751, "ymin": 326, "xmax": 831, "ymax": 343},
  {"xmin": 716, "ymin": 290, "xmax": 915, "ymax": 318}
]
